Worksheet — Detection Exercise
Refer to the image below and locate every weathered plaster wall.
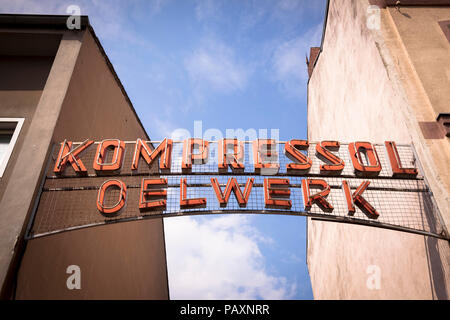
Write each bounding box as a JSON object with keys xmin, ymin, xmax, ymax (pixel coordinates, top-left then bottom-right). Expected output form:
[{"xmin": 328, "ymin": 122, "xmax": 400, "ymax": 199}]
[
  {"xmin": 382, "ymin": 7, "xmax": 450, "ymax": 229},
  {"xmin": 387, "ymin": 6, "xmax": 450, "ymax": 118},
  {"xmin": 307, "ymin": 0, "xmax": 449, "ymax": 299},
  {"xmin": 307, "ymin": 1, "xmax": 411, "ymax": 143}
]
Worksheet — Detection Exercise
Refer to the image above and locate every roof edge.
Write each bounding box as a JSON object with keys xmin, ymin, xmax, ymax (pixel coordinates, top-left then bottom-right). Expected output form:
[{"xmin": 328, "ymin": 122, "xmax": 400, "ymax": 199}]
[
  {"xmin": 0, "ymin": 13, "xmax": 89, "ymax": 29},
  {"xmin": 306, "ymin": 0, "xmax": 330, "ymax": 84},
  {"xmin": 0, "ymin": 13, "xmax": 151, "ymax": 140},
  {"xmin": 370, "ymin": 0, "xmax": 450, "ymax": 7}
]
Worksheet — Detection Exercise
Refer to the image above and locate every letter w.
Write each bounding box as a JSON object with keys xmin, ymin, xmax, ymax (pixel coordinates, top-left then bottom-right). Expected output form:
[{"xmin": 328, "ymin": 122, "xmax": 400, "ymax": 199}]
[{"xmin": 211, "ymin": 178, "xmax": 254, "ymax": 208}]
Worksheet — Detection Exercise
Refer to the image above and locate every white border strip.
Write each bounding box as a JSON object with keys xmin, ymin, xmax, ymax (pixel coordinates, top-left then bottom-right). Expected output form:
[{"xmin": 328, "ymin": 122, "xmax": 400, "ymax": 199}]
[{"xmin": 0, "ymin": 118, "xmax": 25, "ymax": 177}]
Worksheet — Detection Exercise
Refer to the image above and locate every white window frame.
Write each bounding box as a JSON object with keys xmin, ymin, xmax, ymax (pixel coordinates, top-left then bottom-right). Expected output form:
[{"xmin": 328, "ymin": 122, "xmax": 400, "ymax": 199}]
[{"xmin": 0, "ymin": 118, "xmax": 25, "ymax": 177}]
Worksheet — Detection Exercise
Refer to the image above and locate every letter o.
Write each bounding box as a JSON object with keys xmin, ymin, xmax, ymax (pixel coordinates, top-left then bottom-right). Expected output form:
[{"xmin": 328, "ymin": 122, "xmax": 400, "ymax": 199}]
[{"xmin": 97, "ymin": 179, "xmax": 127, "ymax": 215}]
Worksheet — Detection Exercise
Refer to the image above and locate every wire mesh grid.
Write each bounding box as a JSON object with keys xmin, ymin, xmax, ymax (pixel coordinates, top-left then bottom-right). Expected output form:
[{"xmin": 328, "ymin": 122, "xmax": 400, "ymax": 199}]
[
  {"xmin": 150, "ymin": 141, "xmax": 421, "ymax": 177},
  {"xmin": 28, "ymin": 141, "xmax": 447, "ymax": 239}
]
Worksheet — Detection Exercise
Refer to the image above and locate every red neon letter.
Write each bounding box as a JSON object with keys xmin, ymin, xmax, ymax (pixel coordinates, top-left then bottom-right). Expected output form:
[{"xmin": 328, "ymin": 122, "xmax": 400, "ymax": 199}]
[
  {"xmin": 131, "ymin": 138, "xmax": 173, "ymax": 171},
  {"xmin": 301, "ymin": 179, "xmax": 333, "ymax": 212},
  {"xmin": 93, "ymin": 139, "xmax": 125, "ymax": 172},
  {"xmin": 348, "ymin": 142, "xmax": 381, "ymax": 177},
  {"xmin": 97, "ymin": 179, "xmax": 127, "ymax": 215},
  {"xmin": 182, "ymin": 139, "xmax": 209, "ymax": 172},
  {"xmin": 218, "ymin": 139, "xmax": 245, "ymax": 172},
  {"xmin": 211, "ymin": 177, "xmax": 254, "ymax": 208},
  {"xmin": 139, "ymin": 178, "xmax": 168, "ymax": 211},
  {"xmin": 284, "ymin": 139, "xmax": 312, "ymax": 174},
  {"xmin": 341, "ymin": 180, "xmax": 355, "ymax": 215},
  {"xmin": 385, "ymin": 141, "xmax": 418, "ymax": 178},
  {"xmin": 53, "ymin": 139, "xmax": 94, "ymax": 175},
  {"xmin": 315, "ymin": 141, "xmax": 345, "ymax": 174},
  {"xmin": 180, "ymin": 178, "xmax": 207, "ymax": 209},
  {"xmin": 342, "ymin": 180, "xmax": 379, "ymax": 218},
  {"xmin": 253, "ymin": 139, "xmax": 280, "ymax": 175},
  {"xmin": 264, "ymin": 178, "xmax": 291, "ymax": 209}
]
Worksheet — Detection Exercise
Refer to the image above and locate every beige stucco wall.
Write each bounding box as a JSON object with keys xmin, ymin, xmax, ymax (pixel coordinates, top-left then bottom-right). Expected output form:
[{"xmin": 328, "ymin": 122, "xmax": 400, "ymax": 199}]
[
  {"xmin": 307, "ymin": 0, "xmax": 449, "ymax": 299},
  {"xmin": 382, "ymin": 7, "xmax": 450, "ymax": 229},
  {"xmin": 387, "ymin": 6, "xmax": 450, "ymax": 118},
  {"xmin": 307, "ymin": 1, "xmax": 411, "ymax": 144}
]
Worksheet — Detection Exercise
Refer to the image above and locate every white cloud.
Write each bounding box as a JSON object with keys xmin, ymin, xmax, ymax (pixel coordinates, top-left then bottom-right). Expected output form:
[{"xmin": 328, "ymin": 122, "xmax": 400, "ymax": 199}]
[
  {"xmin": 278, "ymin": 0, "xmax": 302, "ymax": 11},
  {"xmin": 270, "ymin": 23, "xmax": 322, "ymax": 98},
  {"xmin": 147, "ymin": 0, "xmax": 170, "ymax": 16},
  {"xmin": 194, "ymin": 0, "xmax": 220, "ymax": 21},
  {"xmin": 150, "ymin": 117, "xmax": 177, "ymax": 140},
  {"xmin": 0, "ymin": 0, "xmax": 164, "ymax": 48},
  {"xmin": 0, "ymin": 0, "xmax": 65, "ymax": 14},
  {"xmin": 185, "ymin": 38, "xmax": 250, "ymax": 94},
  {"xmin": 164, "ymin": 214, "xmax": 297, "ymax": 299},
  {"xmin": 273, "ymin": 38, "xmax": 308, "ymax": 80}
]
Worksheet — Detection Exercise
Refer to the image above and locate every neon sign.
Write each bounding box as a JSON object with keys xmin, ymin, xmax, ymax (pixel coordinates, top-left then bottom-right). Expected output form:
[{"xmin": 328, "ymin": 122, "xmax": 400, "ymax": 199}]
[
  {"xmin": 25, "ymin": 138, "xmax": 447, "ymax": 240},
  {"xmin": 52, "ymin": 139, "xmax": 417, "ymax": 216}
]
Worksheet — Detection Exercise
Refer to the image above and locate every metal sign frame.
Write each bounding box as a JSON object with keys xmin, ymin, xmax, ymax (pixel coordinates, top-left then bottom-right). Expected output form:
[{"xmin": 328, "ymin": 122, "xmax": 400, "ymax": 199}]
[{"xmin": 24, "ymin": 140, "xmax": 449, "ymax": 241}]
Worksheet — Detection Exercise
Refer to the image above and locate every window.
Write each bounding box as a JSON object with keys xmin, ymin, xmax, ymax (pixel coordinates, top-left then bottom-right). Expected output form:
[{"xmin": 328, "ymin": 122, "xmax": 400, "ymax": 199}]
[
  {"xmin": 437, "ymin": 114, "xmax": 450, "ymax": 138},
  {"xmin": 0, "ymin": 118, "xmax": 24, "ymax": 177}
]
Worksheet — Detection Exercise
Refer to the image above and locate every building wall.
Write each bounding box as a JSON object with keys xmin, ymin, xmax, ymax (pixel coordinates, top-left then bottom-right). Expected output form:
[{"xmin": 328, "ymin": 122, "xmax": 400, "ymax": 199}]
[
  {"xmin": 52, "ymin": 29, "xmax": 148, "ymax": 141},
  {"xmin": 0, "ymin": 30, "xmax": 71, "ymax": 298},
  {"xmin": 382, "ymin": 7, "xmax": 450, "ymax": 229},
  {"xmin": 16, "ymin": 219, "xmax": 168, "ymax": 299},
  {"xmin": 0, "ymin": 33, "xmax": 58, "ymax": 207},
  {"xmin": 15, "ymin": 29, "xmax": 169, "ymax": 299},
  {"xmin": 307, "ymin": 2, "xmax": 415, "ymax": 143},
  {"xmin": 307, "ymin": 0, "xmax": 449, "ymax": 299},
  {"xmin": 387, "ymin": 6, "xmax": 450, "ymax": 118}
]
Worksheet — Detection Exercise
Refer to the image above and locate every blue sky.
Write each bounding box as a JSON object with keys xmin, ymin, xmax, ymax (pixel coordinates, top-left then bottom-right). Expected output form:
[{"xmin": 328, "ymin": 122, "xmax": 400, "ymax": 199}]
[{"xmin": 1, "ymin": 0, "xmax": 327, "ymax": 299}]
